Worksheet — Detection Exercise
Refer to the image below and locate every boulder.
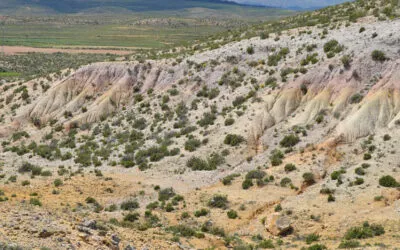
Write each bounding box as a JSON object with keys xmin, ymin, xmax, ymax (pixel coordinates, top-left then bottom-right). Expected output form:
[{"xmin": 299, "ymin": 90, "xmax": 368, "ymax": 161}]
[{"xmin": 266, "ymin": 213, "xmax": 293, "ymax": 236}]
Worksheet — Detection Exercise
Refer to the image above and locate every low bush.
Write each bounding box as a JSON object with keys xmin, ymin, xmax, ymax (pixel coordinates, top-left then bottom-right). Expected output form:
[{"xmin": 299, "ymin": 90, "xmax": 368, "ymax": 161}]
[
  {"xmin": 222, "ymin": 174, "xmax": 240, "ymax": 185},
  {"xmin": 158, "ymin": 188, "xmax": 175, "ymax": 201},
  {"xmin": 224, "ymin": 134, "xmax": 245, "ymax": 146},
  {"xmin": 284, "ymin": 163, "xmax": 296, "ymax": 172},
  {"xmin": 270, "ymin": 149, "xmax": 284, "ymax": 166},
  {"xmin": 245, "ymin": 170, "xmax": 266, "ymax": 180},
  {"xmin": 208, "ymin": 194, "xmax": 228, "ymax": 209},
  {"xmin": 120, "ymin": 199, "xmax": 139, "ymax": 211},
  {"xmin": 344, "ymin": 222, "xmax": 384, "ymax": 240},
  {"xmin": 186, "ymin": 157, "xmax": 209, "ymax": 170},
  {"xmin": 379, "ymin": 175, "xmax": 399, "ymax": 187},
  {"xmin": 280, "ymin": 134, "xmax": 300, "ymax": 148},
  {"xmin": 371, "ymin": 50, "xmax": 386, "ymax": 62},
  {"xmin": 194, "ymin": 208, "xmax": 209, "ymax": 217},
  {"xmin": 123, "ymin": 213, "xmax": 140, "ymax": 222},
  {"xmin": 338, "ymin": 240, "xmax": 361, "ymax": 249},
  {"xmin": 30, "ymin": 198, "xmax": 42, "ymax": 206},
  {"xmin": 227, "ymin": 209, "xmax": 238, "ymax": 219},
  {"xmin": 303, "ymin": 172, "xmax": 315, "ymax": 185},
  {"xmin": 305, "ymin": 233, "xmax": 320, "ymax": 244},
  {"xmin": 349, "ymin": 93, "xmax": 363, "ymax": 104},
  {"xmin": 280, "ymin": 177, "xmax": 292, "ymax": 187},
  {"xmin": 184, "ymin": 138, "xmax": 201, "ymax": 152},
  {"xmin": 53, "ymin": 179, "xmax": 63, "ymax": 187},
  {"xmin": 242, "ymin": 179, "xmax": 253, "ymax": 189}
]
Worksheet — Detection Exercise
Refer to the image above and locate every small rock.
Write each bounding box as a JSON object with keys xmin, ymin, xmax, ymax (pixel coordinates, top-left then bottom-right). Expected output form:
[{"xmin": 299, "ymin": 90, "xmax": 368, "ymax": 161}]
[
  {"xmin": 81, "ymin": 219, "xmax": 97, "ymax": 229},
  {"xmin": 39, "ymin": 229, "xmax": 55, "ymax": 238},
  {"xmin": 124, "ymin": 245, "xmax": 136, "ymax": 250},
  {"xmin": 77, "ymin": 226, "xmax": 92, "ymax": 235},
  {"xmin": 78, "ymin": 233, "xmax": 89, "ymax": 242},
  {"xmin": 111, "ymin": 234, "xmax": 120, "ymax": 245}
]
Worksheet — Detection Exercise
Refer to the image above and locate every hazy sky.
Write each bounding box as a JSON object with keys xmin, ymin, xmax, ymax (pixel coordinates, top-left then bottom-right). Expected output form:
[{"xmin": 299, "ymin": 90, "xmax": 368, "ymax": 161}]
[{"xmin": 224, "ymin": 0, "xmax": 350, "ymax": 8}]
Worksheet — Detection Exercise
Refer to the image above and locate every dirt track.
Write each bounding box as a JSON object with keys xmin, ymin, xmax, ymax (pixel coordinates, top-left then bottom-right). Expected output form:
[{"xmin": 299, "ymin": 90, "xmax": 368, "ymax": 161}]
[{"xmin": 2, "ymin": 46, "xmax": 134, "ymax": 55}]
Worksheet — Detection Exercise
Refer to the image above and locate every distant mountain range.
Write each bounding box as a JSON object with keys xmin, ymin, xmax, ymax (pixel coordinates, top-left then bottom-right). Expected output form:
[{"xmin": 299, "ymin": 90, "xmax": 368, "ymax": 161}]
[
  {"xmin": 224, "ymin": 0, "xmax": 351, "ymax": 10},
  {"xmin": 0, "ymin": 0, "xmax": 266, "ymax": 14}
]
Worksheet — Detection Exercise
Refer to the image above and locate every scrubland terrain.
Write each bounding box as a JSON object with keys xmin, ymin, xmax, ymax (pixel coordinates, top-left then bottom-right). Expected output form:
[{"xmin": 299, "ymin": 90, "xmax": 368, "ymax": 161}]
[{"xmin": 1, "ymin": 0, "xmax": 400, "ymax": 249}]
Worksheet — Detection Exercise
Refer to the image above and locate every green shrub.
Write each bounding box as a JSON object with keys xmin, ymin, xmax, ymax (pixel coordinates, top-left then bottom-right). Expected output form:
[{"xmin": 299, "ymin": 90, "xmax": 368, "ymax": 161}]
[
  {"xmin": 270, "ymin": 149, "xmax": 284, "ymax": 166},
  {"xmin": 300, "ymin": 83, "xmax": 308, "ymax": 94},
  {"xmin": 258, "ymin": 239, "xmax": 274, "ymax": 248},
  {"xmin": 371, "ymin": 50, "xmax": 386, "ymax": 62},
  {"xmin": 338, "ymin": 240, "xmax": 360, "ymax": 249},
  {"xmin": 123, "ymin": 213, "xmax": 140, "ymax": 222},
  {"xmin": 224, "ymin": 118, "xmax": 235, "ymax": 126},
  {"xmin": 284, "ymin": 163, "xmax": 296, "ymax": 172},
  {"xmin": 267, "ymin": 48, "xmax": 290, "ymax": 66},
  {"xmin": 21, "ymin": 180, "xmax": 30, "ymax": 186},
  {"xmin": 120, "ymin": 199, "xmax": 139, "ymax": 210},
  {"xmin": 247, "ymin": 46, "xmax": 254, "ymax": 55},
  {"xmin": 354, "ymin": 167, "xmax": 365, "ymax": 176},
  {"xmin": 303, "ymin": 172, "xmax": 315, "ymax": 185},
  {"xmin": 207, "ymin": 153, "xmax": 225, "ymax": 169},
  {"xmin": 300, "ymin": 53, "xmax": 319, "ymax": 66},
  {"xmin": 227, "ymin": 209, "xmax": 238, "ymax": 219},
  {"xmin": 315, "ymin": 115, "xmax": 324, "ymax": 124},
  {"xmin": 165, "ymin": 203, "xmax": 174, "ymax": 212},
  {"xmin": 186, "ymin": 157, "xmax": 211, "ymax": 171},
  {"xmin": 168, "ymin": 225, "xmax": 196, "ymax": 237},
  {"xmin": 222, "ymin": 174, "xmax": 240, "ymax": 185},
  {"xmin": 224, "ymin": 134, "xmax": 245, "ymax": 146},
  {"xmin": 186, "ymin": 154, "xmax": 224, "ymax": 171},
  {"xmin": 208, "ymin": 194, "xmax": 228, "ymax": 209},
  {"xmin": 232, "ymin": 95, "xmax": 246, "ymax": 107},
  {"xmin": 280, "ymin": 134, "xmax": 300, "ymax": 148},
  {"xmin": 194, "ymin": 208, "xmax": 209, "ymax": 217},
  {"xmin": 305, "ymin": 233, "xmax": 320, "ymax": 244},
  {"xmin": 363, "ymin": 153, "xmax": 371, "ymax": 160},
  {"xmin": 341, "ymin": 55, "xmax": 351, "ymax": 69},
  {"xmin": 41, "ymin": 170, "xmax": 52, "ymax": 177},
  {"xmin": 320, "ymin": 188, "xmax": 335, "ymax": 195},
  {"xmin": 245, "ymin": 170, "xmax": 266, "ymax": 180},
  {"xmin": 344, "ymin": 222, "xmax": 384, "ymax": 240},
  {"xmin": 242, "ymin": 179, "xmax": 253, "ymax": 189},
  {"xmin": 53, "ymin": 179, "xmax": 63, "ymax": 187},
  {"xmin": 383, "ymin": 134, "xmax": 391, "ymax": 141},
  {"xmin": 353, "ymin": 177, "xmax": 364, "ymax": 186},
  {"xmin": 305, "ymin": 244, "xmax": 327, "ymax": 250},
  {"xmin": 198, "ymin": 112, "xmax": 217, "ymax": 127},
  {"xmin": 331, "ymin": 169, "xmax": 346, "ymax": 180},
  {"xmin": 158, "ymin": 188, "xmax": 175, "ymax": 201},
  {"xmin": 349, "ymin": 93, "xmax": 363, "ymax": 104},
  {"xmin": 323, "ymin": 39, "xmax": 342, "ymax": 54},
  {"xmin": 280, "ymin": 177, "xmax": 292, "ymax": 187},
  {"xmin": 30, "ymin": 198, "xmax": 42, "ymax": 206},
  {"xmin": 200, "ymin": 223, "xmax": 225, "ymax": 237},
  {"xmin": 379, "ymin": 175, "xmax": 399, "ymax": 187},
  {"xmin": 18, "ymin": 162, "xmax": 42, "ymax": 176},
  {"xmin": 184, "ymin": 138, "xmax": 201, "ymax": 152},
  {"xmin": 181, "ymin": 212, "xmax": 190, "ymax": 219}
]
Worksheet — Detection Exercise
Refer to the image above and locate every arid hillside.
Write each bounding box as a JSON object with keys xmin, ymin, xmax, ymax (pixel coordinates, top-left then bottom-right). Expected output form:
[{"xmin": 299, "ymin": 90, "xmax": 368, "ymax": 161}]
[{"xmin": 0, "ymin": 1, "xmax": 400, "ymax": 249}]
